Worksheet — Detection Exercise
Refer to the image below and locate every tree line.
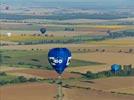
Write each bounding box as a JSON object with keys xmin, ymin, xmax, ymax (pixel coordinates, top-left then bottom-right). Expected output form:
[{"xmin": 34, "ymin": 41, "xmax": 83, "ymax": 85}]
[
  {"xmin": 107, "ymin": 30, "xmax": 134, "ymax": 39},
  {"xmin": 0, "ymin": 72, "xmax": 39, "ymax": 86},
  {"xmin": 81, "ymin": 65, "xmax": 134, "ymax": 79}
]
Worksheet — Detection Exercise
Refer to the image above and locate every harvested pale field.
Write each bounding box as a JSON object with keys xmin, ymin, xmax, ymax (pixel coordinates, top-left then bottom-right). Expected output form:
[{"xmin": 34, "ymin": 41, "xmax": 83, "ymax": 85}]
[
  {"xmin": 73, "ymin": 52, "xmax": 134, "ymax": 65},
  {"xmin": 6, "ymin": 69, "xmax": 81, "ymax": 79},
  {"xmin": 112, "ymin": 87, "xmax": 134, "ymax": 94},
  {"xmin": 0, "ymin": 30, "xmax": 98, "ymax": 37},
  {"xmin": 1, "ymin": 43, "xmax": 134, "ymax": 51},
  {"xmin": 60, "ymin": 19, "xmax": 109, "ymax": 23},
  {"xmin": 91, "ymin": 37, "xmax": 134, "ymax": 45},
  {"xmin": 0, "ymin": 44, "xmax": 104, "ymax": 51},
  {"xmin": 0, "ymin": 30, "xmax": 39, "ymax": 34},
  {"xmin": 47, "ymin": 31, "xmax": 106, "ymax": 36},
  {"xmin": 1, "ymin": 22, "xmax": 129, "ymax": 31},
  {"xmin": 67, "ymin": 65, "xmax": 108, "ymax": 73},
  {"xmin": 0, "ymin": 66, "xmax": 28, "ymax": 72}
]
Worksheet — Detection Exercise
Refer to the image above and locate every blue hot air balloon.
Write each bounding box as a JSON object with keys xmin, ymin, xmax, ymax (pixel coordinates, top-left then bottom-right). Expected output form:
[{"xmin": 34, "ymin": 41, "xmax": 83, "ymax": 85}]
[
  {"xmin": 111, "ymin": 64, "xmax": 121, "ymax": 73},
  {"xmin": 48, "ymin": 48, "xmax": 71, "ymax": 74},
  {"xmin": 40, "ymin": 28, "xmax": 46, "ymax": 34}
]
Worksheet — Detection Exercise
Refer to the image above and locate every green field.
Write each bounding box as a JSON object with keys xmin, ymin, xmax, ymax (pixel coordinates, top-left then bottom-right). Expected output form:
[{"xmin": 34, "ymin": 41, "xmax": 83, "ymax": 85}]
[
  {"xmin": 0, "ymin": 75, "xmax": 17, "ymax": 81},
  {"xmin": 0, "ymin": 72, "xmax": 41, "ymax": 86},
  {"xmin": 0, "ymin": 73, "xmax": 18, "ymax": 86},
  {"xmin": 0, "ymin": 50, "xmax": 103, "ymax": 70}
]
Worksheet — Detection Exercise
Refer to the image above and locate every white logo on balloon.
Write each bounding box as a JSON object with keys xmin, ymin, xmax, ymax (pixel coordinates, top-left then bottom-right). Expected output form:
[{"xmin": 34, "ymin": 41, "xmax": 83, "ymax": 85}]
[
  {"xmin": 66, "ymin": 57, "xmax": 71, "ymax": 66},
  {"xmin": 49, "ymin": 57, "xmax": 71, "ymax": 66}
]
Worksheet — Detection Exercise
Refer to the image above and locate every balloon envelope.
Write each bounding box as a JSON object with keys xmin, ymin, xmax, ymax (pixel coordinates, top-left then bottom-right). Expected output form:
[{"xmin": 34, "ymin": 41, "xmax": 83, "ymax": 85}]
[
  {"xmin": 48, "ymin": 48, "xmax": 71, "ymax": 74},
  {"xmin": 40, "ymin": 28, "xmax": 46, "ymax": 34},
  {"xmin": 111, "ymin": 64, "xmax": 121, "ymax": 73},
  {"xmin": 7, "ymin": 32, "xmax": 12, "ymax": 37}
]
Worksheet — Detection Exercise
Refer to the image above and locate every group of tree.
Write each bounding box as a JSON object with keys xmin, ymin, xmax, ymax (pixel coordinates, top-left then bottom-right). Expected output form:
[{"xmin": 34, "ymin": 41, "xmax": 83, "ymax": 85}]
[
  {"xmin": 0, "ymin": 12, "xmax": 128, "ymax": 20},
  {"xmin": 82, "ymin": 65, "xmax": 134, "ymax": 79},
  {"xmin": 107, "ymin": 30, "xmax": 134, "ymax": 39},
  {"xmin": 0, "ymin": 76, "xmax": 38, "ymax": 86},
  {"xmin": 64, "ymin": 27, "xmax": 74, "ymax": 31},
  {"xmin": 18, "ymin": 39, "xmax": 79, "ymax": 45},
  {"xmin": 0, "ymin": 72, "xmax": 7, "ymax": 76}
]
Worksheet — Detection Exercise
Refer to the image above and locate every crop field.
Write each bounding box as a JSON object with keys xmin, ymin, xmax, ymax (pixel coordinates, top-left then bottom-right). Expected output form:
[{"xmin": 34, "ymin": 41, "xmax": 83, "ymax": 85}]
[
  {"xmin": 0, "ymin": 75, "xmax": 17, "ymax": 82},
  {"xmin": 73, "ymin": 52, "xmax": 134, "ymax": 65},
  {"xmin": 0, "ymin": 66, "xmax": 27, "ymax": 72},
  {"xmin": 1, "ymin": 47, "xmax": 133, "ymax": 74},
  {"xmin": 67, "ymin": 65, "xmax": 109, "ymax": 73},
  {"xmin": 6, "ymin": 69, "xmax": 81, "ymax": 79},
  {"xmin": 64, "ymin": 88, "xmax": 134, "ymax": 100},
  {"xmin": 89, "ymin": 37, "xmax": 134, "ymax": 45},
  {"xmin": 1, "ymin": 4, "xmax": 134, "ymax": 100},
  {"xmin": 1, "ymin": 43, "xmax": 134, "ymax": 74},
  {"xmin": 86, "ymin": 77, "xmax": 134, "ymax": 92},
  {"xmin": 1, "ymin": 38, "xmax": 134, "ymax": 53},
  {"xmin": 0, "ymin": 50, "xmax": 103, "ymax": 70},
  {"xmin": 112, "ymin": 87, "xmax": 134, "ymax": 94},
  {"xmin": 62, "ymin": 77, "xmax": 134, "ymax": 95},
  {"xmin": 0, "ymin": 34, "xmax": 67, "ymax": 42},
  {"xmin": 1, "ymin": 83, "xmax": 57, "ymax": 100},
  {"xmin": 1, "ymin": 21, "xmax": 133, "ymax": 37},
  {"xmin": 1, "ymin": 77, "xmax": 134, "ymax": 100}
]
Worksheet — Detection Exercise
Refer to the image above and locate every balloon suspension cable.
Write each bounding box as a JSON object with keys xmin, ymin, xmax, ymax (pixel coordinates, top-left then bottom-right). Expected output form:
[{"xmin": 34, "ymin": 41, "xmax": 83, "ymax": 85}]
[{"xmin": 56, "ymin": 75, "xmax": 63, "ymax": 100}]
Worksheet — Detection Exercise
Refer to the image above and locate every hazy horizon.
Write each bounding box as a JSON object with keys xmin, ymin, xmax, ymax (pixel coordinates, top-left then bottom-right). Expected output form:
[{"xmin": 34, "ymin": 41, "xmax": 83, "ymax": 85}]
[
  {"xmin": 1, "ymin": 0, "xmax": 134, "ymax": 9},
  {"xmin": 1, "ymin": 0, "xmax": 134, "ymax": 2}
]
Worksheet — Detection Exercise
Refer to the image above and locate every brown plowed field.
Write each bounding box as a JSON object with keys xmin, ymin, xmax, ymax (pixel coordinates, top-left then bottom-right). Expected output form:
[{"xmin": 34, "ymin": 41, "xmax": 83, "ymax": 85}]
[
  {"xmin": 1, "ymin": 80, "xmax": 134, "ymax": 100},
  {"xmin": 0, "ymin": 83, "xmax": 57, "ymax": 100}
]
